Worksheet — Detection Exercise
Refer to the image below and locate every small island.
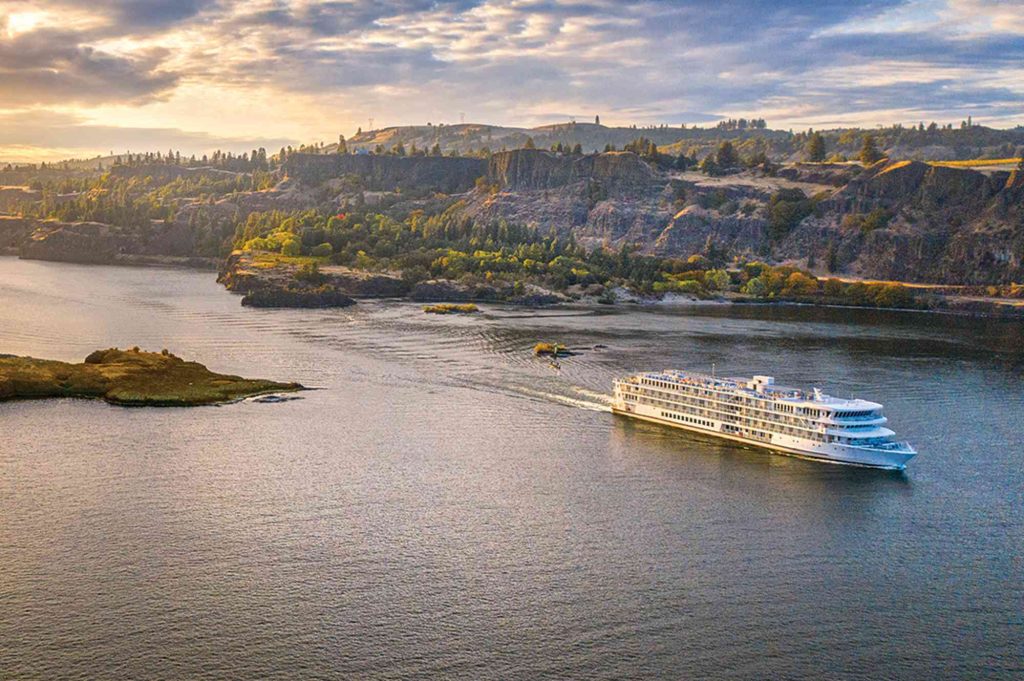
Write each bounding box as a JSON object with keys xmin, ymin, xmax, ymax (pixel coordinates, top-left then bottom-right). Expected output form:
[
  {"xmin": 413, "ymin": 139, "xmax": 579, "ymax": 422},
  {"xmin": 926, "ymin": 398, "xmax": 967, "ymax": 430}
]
[
  {"xmin": 533, "ymin": 342, "xmax": 575, "ymax": 357},
  {"xmin": 0, "ymin": 347, "xmax": 303, "ymax": 406},
  {"xmin": 423, "ymin": 303, "xmax": 480, "ymax": 314}
]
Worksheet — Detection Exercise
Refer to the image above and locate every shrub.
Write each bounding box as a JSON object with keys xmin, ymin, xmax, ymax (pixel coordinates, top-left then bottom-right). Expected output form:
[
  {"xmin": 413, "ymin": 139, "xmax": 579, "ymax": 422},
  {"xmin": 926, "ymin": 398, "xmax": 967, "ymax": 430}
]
[
  {"xmin": 294, "ymin": 262, "xmax": 326, "ymax": 285},
  {"xmin": 310, "ymin": 242, "xmax": 333, "ymax": 257},
  {"xmin": 742, "ymin": 276, "xmax": 767, "ymax": 296},
  {"xmin": 704, "ymin": 269, "xmax": 730, "ymax": 291},
  {"xmin": 281, "ymin": 239, "xmax": 302, "ymax": 256}
]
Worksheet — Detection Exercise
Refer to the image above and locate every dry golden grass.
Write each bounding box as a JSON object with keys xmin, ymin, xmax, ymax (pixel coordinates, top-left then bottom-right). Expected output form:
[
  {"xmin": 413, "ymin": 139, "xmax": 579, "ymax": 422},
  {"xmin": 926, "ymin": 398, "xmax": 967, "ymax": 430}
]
[{"xmin": 928, "ymin": 158, "xmax": 1021, "ymax": 168}]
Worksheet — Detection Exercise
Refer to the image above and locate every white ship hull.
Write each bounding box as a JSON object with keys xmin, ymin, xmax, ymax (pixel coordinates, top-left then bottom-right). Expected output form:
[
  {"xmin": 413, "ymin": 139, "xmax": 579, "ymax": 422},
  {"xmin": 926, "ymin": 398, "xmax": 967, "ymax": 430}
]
[{"xmin": 612, "ymin": 401, "xmax": 915, "ymax": 470}]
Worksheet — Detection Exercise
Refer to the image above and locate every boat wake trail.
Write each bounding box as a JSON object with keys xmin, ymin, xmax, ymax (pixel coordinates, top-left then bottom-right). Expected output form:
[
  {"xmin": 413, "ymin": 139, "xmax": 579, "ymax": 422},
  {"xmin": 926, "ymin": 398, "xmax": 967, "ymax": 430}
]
[{"xmin": 514, "ymin": 386, "xmax": 612, "ymax": 412}]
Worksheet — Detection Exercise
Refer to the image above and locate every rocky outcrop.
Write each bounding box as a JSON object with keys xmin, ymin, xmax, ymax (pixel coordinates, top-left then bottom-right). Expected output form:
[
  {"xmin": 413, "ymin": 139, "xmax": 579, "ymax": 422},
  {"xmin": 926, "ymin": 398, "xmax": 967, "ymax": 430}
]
[
  {"xmin": 776, "ymin": 163, "xmax": 860, "ymax": 187},
  {"xmin": 20, "ymin": 221, "xmax": 128, "ymax": 264},
  {"xmin": 654, "ymin": 206, "xmax": 766, "ymax": 256},
  {"xmin": 776, "ymin": 160, "xmax": 1024, "ymax": 283},
  {"xmin": 218, "ymin": 251, "xmax": 409, "ymax": 308},
  {"xmin": 16, "ymin": 219, "xmax": 201, "ymax": 265},
  {"xmin": 0, "ymin": 348, "xmax": 302, "ymax": 406},
  {"xmin": 0, "ymin": 216, "xmax": 35, "ymax": 255},
  {"xmin": 241, "ymin": 286, "xmax": 355, "ymax": 308},
  {"xmin": 284, "ymin": 154, "xmax": 486, "ymax": 193},
  {"xmin": 409, "ymin": 278, "xmax": 565, "ymax": 305},
  {"xmin": 320, "ymin": 267, "xmax": 409, "ymax": 297}
]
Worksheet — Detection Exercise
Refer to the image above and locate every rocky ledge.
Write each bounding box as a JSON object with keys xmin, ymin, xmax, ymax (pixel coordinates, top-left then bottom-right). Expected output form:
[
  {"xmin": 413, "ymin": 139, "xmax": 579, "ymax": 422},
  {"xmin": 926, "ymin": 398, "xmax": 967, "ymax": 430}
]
[
  {"xmin": 241, "ymin": 285, "xmax": 355, "ymax": 308},
  {"xmin": 0, "ymin": 347, "xmax": 303, "ymax": 406}
]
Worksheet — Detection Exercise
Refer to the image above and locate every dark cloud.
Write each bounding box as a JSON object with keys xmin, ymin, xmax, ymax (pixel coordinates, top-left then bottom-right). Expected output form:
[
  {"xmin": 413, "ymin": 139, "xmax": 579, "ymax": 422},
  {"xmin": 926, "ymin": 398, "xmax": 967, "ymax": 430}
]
[
  {"xmin": 38, "ymin": 0, "xmax": 221, "ymax": 31},
  {"xmin": 0, "ymin": 28, "xmax": 178, "ymax": 105}
]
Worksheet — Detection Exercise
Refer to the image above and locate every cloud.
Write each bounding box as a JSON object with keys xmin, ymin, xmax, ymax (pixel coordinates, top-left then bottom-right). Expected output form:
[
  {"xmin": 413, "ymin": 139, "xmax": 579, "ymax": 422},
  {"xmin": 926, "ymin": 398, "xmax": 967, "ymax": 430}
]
[
  {"xmin": 2, "ymin": 0, "xmax": 1024, "ymax": 162},
  {"xmin": 0, "ymin": 26, "xmax": 179, "ymax": 105}
]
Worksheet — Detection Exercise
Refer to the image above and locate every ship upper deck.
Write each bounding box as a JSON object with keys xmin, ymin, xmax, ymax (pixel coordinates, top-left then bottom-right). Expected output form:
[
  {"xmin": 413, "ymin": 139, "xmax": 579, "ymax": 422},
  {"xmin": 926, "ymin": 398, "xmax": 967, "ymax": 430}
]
[{"xmin": 619, "ymin": 370, "xmax": 883, "ymax": 412}]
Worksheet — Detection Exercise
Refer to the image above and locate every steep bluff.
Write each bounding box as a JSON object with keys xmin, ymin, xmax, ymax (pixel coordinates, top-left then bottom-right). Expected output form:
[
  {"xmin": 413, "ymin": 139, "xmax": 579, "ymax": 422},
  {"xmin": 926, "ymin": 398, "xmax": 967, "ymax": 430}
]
[{"xmin": 486, "ymin": 149, "xmax": 655, "ymax": 193}]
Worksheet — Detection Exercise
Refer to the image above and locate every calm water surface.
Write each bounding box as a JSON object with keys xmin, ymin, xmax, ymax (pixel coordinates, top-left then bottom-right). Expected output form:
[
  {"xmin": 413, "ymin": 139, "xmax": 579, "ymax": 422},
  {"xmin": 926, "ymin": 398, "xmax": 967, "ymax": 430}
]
[{"xmin": 1, "ymin": 258, "xmax": 1022, "ymax": 680}]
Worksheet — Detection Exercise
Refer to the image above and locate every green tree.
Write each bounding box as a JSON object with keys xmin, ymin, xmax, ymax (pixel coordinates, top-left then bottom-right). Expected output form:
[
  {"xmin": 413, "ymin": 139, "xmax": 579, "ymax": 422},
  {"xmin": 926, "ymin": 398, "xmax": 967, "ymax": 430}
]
[
  {"xmin": 859, "ymin": 134, "xmax": 884, "ymax": 164},
  {"xmin": 716, "ymin": 141, "xmax": 739, "ymax": 168},
  {"xmin": 806, "ymin": 132, "xmax": 826, "ymax": 162},
  {"xmin": 699, "ymin": 153, "xmax": 719, "ymax": 176},
  {"xmin": 524, "ymin": 137, "xmax": 536, "ymax": 149},
  {"xmin": 337, "ymin": 135, "xmax": 348, "ymax": 154}
]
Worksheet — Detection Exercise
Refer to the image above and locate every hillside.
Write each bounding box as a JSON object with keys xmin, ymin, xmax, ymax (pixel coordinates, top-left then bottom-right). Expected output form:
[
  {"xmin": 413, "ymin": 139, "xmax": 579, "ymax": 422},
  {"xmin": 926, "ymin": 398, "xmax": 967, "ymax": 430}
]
[{"xmin": 2, "ymin": 134, "xmax": 1022, "ymax": 289}]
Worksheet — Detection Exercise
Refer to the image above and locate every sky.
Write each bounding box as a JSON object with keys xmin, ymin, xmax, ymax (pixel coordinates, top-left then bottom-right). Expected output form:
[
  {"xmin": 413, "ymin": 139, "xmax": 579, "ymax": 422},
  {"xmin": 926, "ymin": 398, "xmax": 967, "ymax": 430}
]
[{"xmin": 1, "ymin": 0, "xmax": 1022, "ymax": 163}]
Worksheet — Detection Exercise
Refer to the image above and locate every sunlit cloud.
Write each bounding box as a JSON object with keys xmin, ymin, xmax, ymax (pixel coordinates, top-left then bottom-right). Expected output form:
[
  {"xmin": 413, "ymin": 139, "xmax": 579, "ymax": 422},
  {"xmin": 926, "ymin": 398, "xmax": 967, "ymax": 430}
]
[{"xmin": 1, "ymin": 0, "xmax": 1022, "ymax": 162}]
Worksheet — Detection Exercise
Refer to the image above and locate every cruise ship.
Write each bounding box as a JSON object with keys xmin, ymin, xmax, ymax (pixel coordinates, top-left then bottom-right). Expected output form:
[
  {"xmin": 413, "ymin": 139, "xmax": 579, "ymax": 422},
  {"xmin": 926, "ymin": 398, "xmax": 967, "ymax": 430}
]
[{"xmin": 612, "ymin": 370, "xmax": 916, "ymax": 469}]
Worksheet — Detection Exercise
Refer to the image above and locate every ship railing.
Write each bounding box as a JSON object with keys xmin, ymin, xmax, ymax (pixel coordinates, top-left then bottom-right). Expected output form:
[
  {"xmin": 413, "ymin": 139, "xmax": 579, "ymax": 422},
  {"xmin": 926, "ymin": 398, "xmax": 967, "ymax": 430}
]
[{"xmin": 851, "ymin": 440, "xmax": 915, "ymax": 453}]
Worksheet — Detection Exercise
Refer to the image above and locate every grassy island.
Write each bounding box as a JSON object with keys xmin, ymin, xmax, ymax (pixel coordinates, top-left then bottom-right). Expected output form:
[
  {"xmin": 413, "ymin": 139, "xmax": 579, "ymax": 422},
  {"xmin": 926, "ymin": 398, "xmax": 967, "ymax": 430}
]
[
  {"xmin": 0, "ymin": 348, "xmax": 303, "ymax": 406},
  {"xmin": 423, "ymin": 303, "xmax": 479, "ymax": 314},
  {"xmin": 533, "ymin": 342, "xmax": 573, "ymax": 357}
]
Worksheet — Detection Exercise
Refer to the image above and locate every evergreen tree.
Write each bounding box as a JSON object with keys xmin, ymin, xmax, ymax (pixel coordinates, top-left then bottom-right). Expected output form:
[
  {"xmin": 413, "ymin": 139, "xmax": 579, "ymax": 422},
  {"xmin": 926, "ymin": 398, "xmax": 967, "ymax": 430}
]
[
  {"xmin": 595, "ymin": 115, "xmax": 601, "ymax": 125},
  {"xmin": 716, "ymin": 141, "xmax": 739, "ymax": 168},
  {"xmin": 858, "ymin": 134, "xmax": 884, "ymax": 164},
  {"xmin": 700, "ymin": 153, "xmax": 719, "ymax": 176},
  {"xmin": 524, "ymin": 137, "xmax": 536, "ymax": 149},
  {"xmin": 337, "ymin": 135, "xmax": 348, "ymax": 154},
  {"xmin": 806, "ymin": 132, "xmax": 826, "ymax": 162}
]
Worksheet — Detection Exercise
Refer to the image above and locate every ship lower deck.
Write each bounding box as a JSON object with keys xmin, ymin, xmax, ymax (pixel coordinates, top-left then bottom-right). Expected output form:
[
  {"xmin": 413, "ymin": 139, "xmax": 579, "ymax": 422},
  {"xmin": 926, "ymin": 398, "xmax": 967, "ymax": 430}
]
[{"xmin": 611, "ymin": 404, "xmax": 913, "ymax": 470}]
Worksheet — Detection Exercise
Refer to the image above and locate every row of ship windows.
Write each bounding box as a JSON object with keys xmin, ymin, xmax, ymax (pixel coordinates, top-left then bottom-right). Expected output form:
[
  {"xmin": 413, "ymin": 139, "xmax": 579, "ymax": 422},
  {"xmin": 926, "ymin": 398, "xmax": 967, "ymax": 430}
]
[
  {"xmin": 639, "ymin": 395, "xmax": 826, "ymax": 441},
  {"xmin": 629, "ymin": 386, "xmax": 873, "ymax": 425},
  {"xmin": 637, "ymin": 380, "xmax": 871, "ymax": 420},
  {"xmin": 627, "ymin": 390, "xmax": 818, "ymax": 430},
  {"xmin": 661, "ymin": 411, "xmax": 714, "ymax": 429}
]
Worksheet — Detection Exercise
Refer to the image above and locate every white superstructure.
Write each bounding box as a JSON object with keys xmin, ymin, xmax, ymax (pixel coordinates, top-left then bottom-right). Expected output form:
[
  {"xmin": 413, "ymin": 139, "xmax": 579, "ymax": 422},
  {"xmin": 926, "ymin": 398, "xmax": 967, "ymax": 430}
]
[{"xmin": 612, "ymin": 371, "xmax": 916, "ymax": 469}]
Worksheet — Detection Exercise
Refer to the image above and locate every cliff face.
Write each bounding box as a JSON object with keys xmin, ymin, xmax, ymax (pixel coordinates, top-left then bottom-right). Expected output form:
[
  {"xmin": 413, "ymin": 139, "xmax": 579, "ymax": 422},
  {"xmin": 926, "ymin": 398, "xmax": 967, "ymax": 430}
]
[
  {"xmin": 463, "ymin": 151, "xmax": 1024, "ymax": 284},
  {"xmin": 486, "ymin": 149, "xmax": 655, "ymax": 192},
  {"xmin": 465, "ymin": 150, "xmax": 673, "ymax": 249},
  {"xmin": 780, "ymin": 160, "xmax": 1024, "ymax": 283},
  {"xmin": 284, "ymin": 154, "xmax": 486, "ymax": 193}
]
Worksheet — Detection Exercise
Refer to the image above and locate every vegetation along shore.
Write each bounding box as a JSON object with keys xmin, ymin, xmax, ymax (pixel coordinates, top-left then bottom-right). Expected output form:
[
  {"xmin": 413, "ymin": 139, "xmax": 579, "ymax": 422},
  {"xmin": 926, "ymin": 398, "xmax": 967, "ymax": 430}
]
[{"xmin": 2, "ymin": 120, "xmax": 1022, "ymax": 317}]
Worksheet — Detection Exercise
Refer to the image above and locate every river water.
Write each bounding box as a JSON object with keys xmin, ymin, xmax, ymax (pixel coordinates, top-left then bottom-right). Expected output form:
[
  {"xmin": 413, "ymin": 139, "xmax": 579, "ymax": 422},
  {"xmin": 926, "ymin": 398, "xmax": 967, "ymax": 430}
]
[{"xmin": 1, "ymin": 257, "xmax": 1022, "ymax": 680}]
